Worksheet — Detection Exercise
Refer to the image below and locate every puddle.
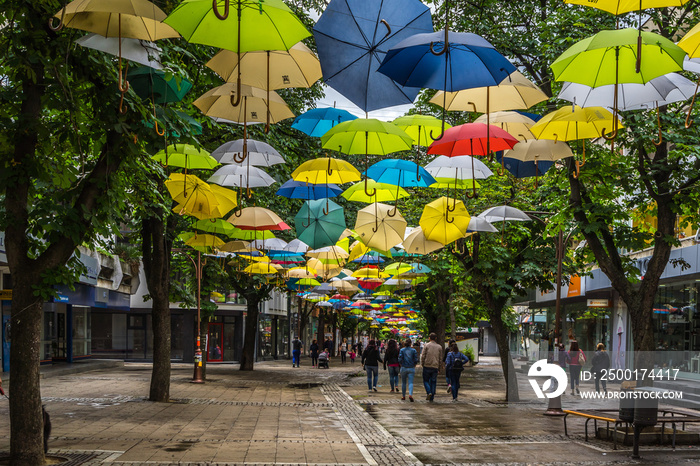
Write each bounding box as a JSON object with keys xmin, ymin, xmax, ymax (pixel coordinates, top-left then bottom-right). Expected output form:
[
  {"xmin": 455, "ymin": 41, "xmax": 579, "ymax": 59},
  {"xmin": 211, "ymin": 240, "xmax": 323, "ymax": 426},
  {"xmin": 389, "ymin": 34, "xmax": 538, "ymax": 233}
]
[{"xmin": 287, "ymin": 382, "xmax": 323, "ymax": 389}]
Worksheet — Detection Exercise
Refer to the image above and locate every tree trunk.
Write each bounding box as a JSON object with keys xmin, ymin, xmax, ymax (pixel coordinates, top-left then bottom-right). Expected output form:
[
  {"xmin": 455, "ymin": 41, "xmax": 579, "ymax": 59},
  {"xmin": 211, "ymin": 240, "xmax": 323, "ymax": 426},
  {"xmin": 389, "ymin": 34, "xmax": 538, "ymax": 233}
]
[
  {"xmin": 317, "ymin": 310, "xmax": 326, "ymax": 348},
  {"xmin": 434, "ymin": 314, "xmax": 447, "ymax": 353},
  {"xmin": 331, "ymin": 314, "xmax": 338, "ymax": 356},
  {"xmin": 240, "ymin": 297, "xmax": 259, "ymax": 371},
  {"xmin": 9, "ymin": 279, "xmax": 45, "ymax": 465},
  {"xmin": 142, "ymin": 215, "xmax": 172, "ymax": 402},
  {"xmin": 449, "ymin": 302, "xmax": 457, "ymax": 341},
  {"xmin": 482, "ymin": 289, "xmax": 520, "ymax": 402}
]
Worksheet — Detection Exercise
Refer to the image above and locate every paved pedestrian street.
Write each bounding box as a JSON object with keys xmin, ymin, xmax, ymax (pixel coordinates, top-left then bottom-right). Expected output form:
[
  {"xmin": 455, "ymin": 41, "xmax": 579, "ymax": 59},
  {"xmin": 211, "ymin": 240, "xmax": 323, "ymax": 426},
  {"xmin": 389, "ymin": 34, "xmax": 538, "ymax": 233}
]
[{"xmin": 0, "ymin": 358, "xmax": 699, "ymax": 465}]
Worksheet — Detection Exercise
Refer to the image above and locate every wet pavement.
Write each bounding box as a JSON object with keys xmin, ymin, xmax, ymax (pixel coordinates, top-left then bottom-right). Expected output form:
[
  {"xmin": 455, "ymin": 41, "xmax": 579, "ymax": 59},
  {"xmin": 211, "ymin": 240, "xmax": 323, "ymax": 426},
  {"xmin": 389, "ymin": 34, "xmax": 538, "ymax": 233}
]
[{"xmin": 0, "ymin": 357, "xmax": 698, "ymax": 465}]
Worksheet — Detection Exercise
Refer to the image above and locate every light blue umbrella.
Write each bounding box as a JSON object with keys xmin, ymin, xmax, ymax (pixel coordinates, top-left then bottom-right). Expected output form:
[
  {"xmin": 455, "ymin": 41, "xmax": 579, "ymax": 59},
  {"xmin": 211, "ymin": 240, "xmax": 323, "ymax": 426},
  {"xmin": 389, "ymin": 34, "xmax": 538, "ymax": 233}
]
[
  {"xmin": 292, "ymin": 107, "xmax": 358, "ymax": 137},
  {"xmin": 366, "ymin": 159, "xmax": 435, "ymax": 187}
]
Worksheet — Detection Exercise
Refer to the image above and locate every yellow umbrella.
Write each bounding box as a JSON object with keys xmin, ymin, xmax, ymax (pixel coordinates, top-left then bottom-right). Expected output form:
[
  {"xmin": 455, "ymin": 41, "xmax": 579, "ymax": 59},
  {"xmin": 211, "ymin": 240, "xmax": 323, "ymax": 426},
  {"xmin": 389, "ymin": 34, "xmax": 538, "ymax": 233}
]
[
  {"xmin": 291, "ymin": 157, "xmax": 361, "ymax": 185},
  {"xmin": 474, "ymin": 111, "xmax": 536, "ymax": 141},
  {"xmin": 347, "ymin": 241, "xmax": 370, "ymax": 263},
  {"xmin": 341, "ymin": 180, "xmax": 410, "ymax": 203},
  {"xmin": 307, "ymin": 258, "xmax": 342, "ymax": 279},
  {"xmin": 355, "ymin": 203, "xmax": 407, "ymax": 251},
  {"xmin": 402, "ymin": 227, "xmax": 444, "ymax": 255},
  {"xmin": 185, "ymin": 233, "xmax": 225, "ymax": 249},
  {"xmin": 208, "ymin": 184, "xmax": 238, "ymax": 217},
  {"xmin": 529, "ymin": 105, "xmax": 622, "ymax": 175},
  {"xmin": 330, "ymin": 280, "xmax": 359, "ymax": 294},
  {"xmin": 352, "ymin": 267, "xmax": 389, "ymax": 279},
  {"xmin": 218, "ymin": 240, "xmax": 253, "ymax": 253},
  {"xmin": 419, "ymin": 197, "xmax": 470, "ymax": 246},
  {"xmin": 165, "ymin": 173, "xmax": 210, "ymax": 203},
  {"xmin": 244, "ymin": 263, "xmax": 279, "ymax": 275},
  {"xmin": 166, "ymin": 174, "xmax": 221, "ymax": 219},
  {"xmin": 286, "ymin": 267, "xmax": 318, "ymax": 279},
  {"xmin": 307, "ymin": 245, "xmax": 350, "ymax": 261},
  {"xmin": 503, "ymin": 139, "xmax": 574, "ymax": 163},
  {"xmin": 227, "ymin": 207, "xmax": 289, "ymax": 231},
  {"xmin": 194, "ymin": 83, "xmax": 294, "ymax": 124},
  {"xmin": 430, "ymin": 71, "xmax": 548, "ymax": 112},
  {"xmin": 206, "ymin": 42, "xmax": 322, "ymax": 89}
]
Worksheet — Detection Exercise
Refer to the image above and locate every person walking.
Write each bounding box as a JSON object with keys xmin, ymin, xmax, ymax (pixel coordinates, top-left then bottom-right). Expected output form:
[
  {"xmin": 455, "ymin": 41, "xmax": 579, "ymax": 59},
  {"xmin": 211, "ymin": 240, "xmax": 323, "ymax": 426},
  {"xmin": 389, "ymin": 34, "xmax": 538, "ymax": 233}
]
[
  {"xmin": 383, "ymin": 339, "xmax": 400, "ymax": 392},
  {"xmin": 323, "ymin": 337, "xmax": 333, "ymax": 356},
  {"xmin": 566, "ymin": 341, "xmax": 586, "ymax": 395},
  {"xmin": 309, "ymin": 339, "xmax": 319, "ymax": 367},
  {"xmin": 445, "ymin": 343, "xmax": 469, "ymax": 402},
  {"xmin": 591, "ymin": 342, "xmax": 611, "ymax": 394},
  {"xmin": 292, "ymin": 336, "xmax": 303, "ymax": 368},
  {"xmin": 398, "ymin": 339, "xmax": 418, "ymax": 401},
  {"xmin": 362, "ymin": 340, "xmax": 383, "ymax": 392},
  {"xmin": 340, "ymin": 338, "xmax": 348, "ymax": 364},
  {"xmin": 444, "ymin": 339, "xmax": 456, "ymax": 393},
  {"xmin": 420, "ymin": 333, "xmax": 442, "ymax": 402},
  {"xmin": 356, "ymin": 340, "xmax": 363, "ymax": 356}
]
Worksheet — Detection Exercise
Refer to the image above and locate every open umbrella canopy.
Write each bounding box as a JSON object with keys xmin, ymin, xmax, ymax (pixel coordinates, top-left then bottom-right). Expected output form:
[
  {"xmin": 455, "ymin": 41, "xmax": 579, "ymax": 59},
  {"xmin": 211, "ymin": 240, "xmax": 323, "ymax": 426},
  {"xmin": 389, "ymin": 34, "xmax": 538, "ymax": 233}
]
[
  {"xmin": 352, "ymin": 253, "xmax": 386, "ymax": 265},
  {"xmin": 402, "ymin": 226, "xmax": 444, "ymax": 255},
  {"xmin": 250, "ymin": 238, "xmax": 288, "ymax": 250},
  {"xmin": 529, "ymin": 105, "xmax": 622, "ymax": 141},
  {"xmin": 355, "ymin": 203, "xmax": 407, "ymax": 251},
  {"xmin": 392, "ymin": 114, "xmax": 450, "ymax": 146},
  {"xmin": 384, "ymin": 262, "xmax": 413, "ymax": 276},
  {"xmin": 286, "ymin": 267, "xmax": 318, "ymax": 279},
  {"xmin": 244, "ymin": 262, "xmax": 280, "ymax": 275},
  {"xmin": 194, "ymin": 83, "xmax": 294, "ymax": 124},
  {"xmin": 342, "ymin": 180, "xmax": 410, "ymax": 203},
  {"xmin": 312, "ymin": 0, "xmax": 433, "ymax": 112},
  {"xmin": 153, "ymin": 144, "xmax": 218, "ymax": 170},
  {"xmin": 218, "ymin": 240, "xmax": 253, "ymax": 252},
  {"xmin": 425, "ymin": 155, "xmax": 494, "ymax": 179},
  {"xmin": 474, "ymin": 111, "xmax": 536, "ymax": 141},
  {"xmin": 207, "ymin": 164, "xmax": 276, "ymax": 188},
  {"xmin": 295, "ymin": 199, "xmax": 346, "ymax": 250},
  {"xmin": 185, "ymin": 233, "xmax": 225, "ymax": 249},
  {"xmin": 321, "ymin": 119, "xmax": 414, "ymax": 155},
  {"xmin": 503, "ymin": 139, "xmax": 573, "ymax": 162},
  {"xmin": 211, "ymin": 139, "xmax": 285, "ymax": 166},
  {"xmin": 164, "ymin": 0, "xmax": 309, "ymax": 51},
  {"xmin": 679, "ymin": 21, "xmax": 700, "ymax": 58},
  {"xmin": 621, "ymin": 73, "xmax": 697, "ymax": 109},
  {"xmin": 128, "ymin": 68, "xmax": 192, "ymax": 103},
  {"xmin": 551, "ymin": 28, "xmax": 685, "ymax": 86},
  {"xmin": 378, "ymin": 31, "xmax": 516, "ymax": 92},
  {"xmin": 193, "ymin": 218, "xmax": 238, "ymax": 236},
  {"xmin": 330, "ymin": 280, "xmax": 360, "ymax": 295},
  {"xmin": 76, "ymin": 33, "xmax": 163, "ymax": 68},
  {"xmin": 277, "ymin": 180, "xmax": 342, "ymax": 200},
  {"xmin": 366, "ymin": 159, "xmax": 436, "ymax": 187},
  {"xmin": 292, "ymin": 107, "xmax": 358, "ymax": 137},
  {"xmin": 55, "ymin": 0, "xmax": 180, "ymax": 40},
  {"xmin": 427, "ymin": 123, "xmax": 519, "ymax": 157},
  {"xmin": 166, "ymin": 175, "xmax": 226, "ymax": 219},
  {"xmin": 227, "ymin": 227, "xmax": 276, "ymax": 241},
  {"xmin": 307, "ymin": 245, "xmax": 350, "ymax": 261},
  {"xmin": 478, "ymin": 205, "xmax": 531, "ymax": 223},
  {"xmin": 563, "ymin": 0, "xmax": 691, "ymax": 15},
  {"xmin": 291, "ymin": 157, "xmax": 361, "ymax": 184},
  {"xmin": 206, "ymin": 42, "xmax": 321, "ymax": 88},
  {"xmin": 467, "ymin": 216, "xmax": 498, "ymax": 233},
  {"xmin": 283, "ymin": 239, "xmax": 310, "ymax": 255},
  {"xmin": 429, "ymin": 71, "xmax": 548, "ymax": 112},
  {"xmin": 353, "ymin": 267, "xmax": 390, "ymax": 279},
  {"xmin": 419, "ymin": 197, "xmax": 470, "ymax": 245},
  {"xmin": 228, "ymin": 207, "xmax": 290, "ymax": 231}
]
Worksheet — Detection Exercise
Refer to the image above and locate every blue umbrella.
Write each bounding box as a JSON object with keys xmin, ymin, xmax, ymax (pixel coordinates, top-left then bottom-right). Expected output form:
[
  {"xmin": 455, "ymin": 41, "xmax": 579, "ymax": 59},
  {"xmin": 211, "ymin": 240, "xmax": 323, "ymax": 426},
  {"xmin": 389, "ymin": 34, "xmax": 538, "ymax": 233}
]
[
  {"xmin": 366, "ymin": 159, "xmax": 435, "ymax": 187},
  {"xmin": 352, "ymin": 253, "xmax": 385, "ymax": 264},
  {"xmin": 276, "ymin": 179, "xmax": 343, "ymax": 200},
  {"xmin": 378, "ymin": 28, "xmax": 515, "ymax": 137},
  {"xmin": 312, "ymin": 0, "xmax": 433, "ymax": 112},
  {"xmin": 496, "ymin": 154, "xmax": 553, "ymax": 179},
  {"xmin": 292, "ymin": 108, "xmax": 358, "ymax": 137}
]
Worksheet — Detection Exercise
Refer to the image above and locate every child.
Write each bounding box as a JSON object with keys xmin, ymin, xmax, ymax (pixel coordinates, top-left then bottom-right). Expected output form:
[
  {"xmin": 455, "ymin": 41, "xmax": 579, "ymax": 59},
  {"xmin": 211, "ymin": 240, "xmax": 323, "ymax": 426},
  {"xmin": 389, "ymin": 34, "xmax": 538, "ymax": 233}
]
[{"xmin": 349, "ymin": 350, "xmax": 356, "ymax": 363}]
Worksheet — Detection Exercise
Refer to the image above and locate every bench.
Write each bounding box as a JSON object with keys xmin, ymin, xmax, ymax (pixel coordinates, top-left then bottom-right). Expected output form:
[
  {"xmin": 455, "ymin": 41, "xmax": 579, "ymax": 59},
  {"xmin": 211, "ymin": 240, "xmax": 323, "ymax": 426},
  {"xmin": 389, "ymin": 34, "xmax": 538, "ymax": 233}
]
[
  {"xmin": 658, "ymin": 410, "xmax": 700, "ymax": 448},
  {"xmin": 563, "ymin": 409, "xmax": 629, "ymax": 449}
]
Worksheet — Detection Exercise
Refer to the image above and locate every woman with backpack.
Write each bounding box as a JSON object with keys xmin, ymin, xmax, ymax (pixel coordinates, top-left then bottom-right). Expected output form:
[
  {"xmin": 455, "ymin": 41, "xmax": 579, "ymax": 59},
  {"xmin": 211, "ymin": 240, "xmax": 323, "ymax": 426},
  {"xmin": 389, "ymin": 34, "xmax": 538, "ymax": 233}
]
[
  {"xmin": 361, "ymin": 340, "xmax": 383, "ymax": 392},
  {"xmin": 398, "ymin": 338, "xmax": 419, "ymax": 401},
  {"xmin": 445, "ymin": 343, "xmax": 469, "ymax": 402},
  {"xmin": 383, "ymin": 339, "xmax": 401, "ymax": 392},
  {"xmin": 566, "ymin": 340, "xmax": 586, "ymax": 395}
]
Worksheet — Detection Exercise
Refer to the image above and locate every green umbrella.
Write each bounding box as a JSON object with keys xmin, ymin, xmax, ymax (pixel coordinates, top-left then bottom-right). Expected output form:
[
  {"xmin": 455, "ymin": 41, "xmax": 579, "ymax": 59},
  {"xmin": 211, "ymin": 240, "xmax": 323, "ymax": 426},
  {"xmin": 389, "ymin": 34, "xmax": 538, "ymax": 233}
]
[
  {"xmin": 321, "ymin": 119, "xmax": 413, "ymax": 198},
  {"xmin": 128, "ymin": 68, "xmax": 192, "ymax": 104},
  {"xmin": 152, "ymin": 144, "xmax": 219, "ymax": 171},
  {"xmin": 193, "ymin": 218, "xmax": 238, "ymax": 236},
  {"xmin": 145, "ymin": 108, "xmax": 203, "ymax": 137},
  {"xmin": 295, "ymin": 199, "xmax": 346, "ymax": 250},
  {"xmin": 551, "ymin": 28, "xmax": 685, "ymax": 139},
  {"xmin": 342, "ymin": 180, "xmax": 410, "ymax": 203},
  {"xmin": 229, "ymin": 227, "xmax": 276, "ymax": 241},
  {"xmin": 164, "ymin": 0, "xmax": 310, "ymax": 107}
]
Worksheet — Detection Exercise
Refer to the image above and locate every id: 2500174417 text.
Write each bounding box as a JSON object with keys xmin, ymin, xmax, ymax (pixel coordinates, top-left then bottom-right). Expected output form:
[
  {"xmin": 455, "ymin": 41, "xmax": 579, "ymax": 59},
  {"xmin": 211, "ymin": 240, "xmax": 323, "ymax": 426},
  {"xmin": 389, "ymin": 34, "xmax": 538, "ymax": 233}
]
[{"xmin": 581, "ymin": 368, "xmax": 679, "ymax": 382}]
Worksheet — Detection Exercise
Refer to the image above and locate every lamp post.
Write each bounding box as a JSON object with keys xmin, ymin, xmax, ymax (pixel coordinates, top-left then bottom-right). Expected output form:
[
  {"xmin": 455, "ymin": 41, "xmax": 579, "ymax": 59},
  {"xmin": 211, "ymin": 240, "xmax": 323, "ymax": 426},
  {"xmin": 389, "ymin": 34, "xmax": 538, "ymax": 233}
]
[{"xmin": 175, "ymin": 248, "xmax": 205, "ymax": 384}]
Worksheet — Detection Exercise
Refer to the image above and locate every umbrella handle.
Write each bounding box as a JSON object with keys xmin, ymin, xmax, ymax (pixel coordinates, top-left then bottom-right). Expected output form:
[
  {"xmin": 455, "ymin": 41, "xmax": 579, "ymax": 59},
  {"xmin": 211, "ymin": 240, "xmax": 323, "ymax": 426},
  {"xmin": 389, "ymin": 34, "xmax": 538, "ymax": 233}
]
[
  {"xmin": 446, "ymin": 196, "xmax": 457, "ymax": 212},
  {"xmin": 387, "ymin": 204, "xmax": 398, "ymax": 217},
  {"xmin": 230, "ymin": 82, "xmax": 242, "ymax": 108},
  {"xmin": 327, "ymin": 157, "xmax": 334, "ymax": 176},
  {"xmin": 685, "ymin": 78, "xmax": 700, "ymax": 129},
  {"xmin": 212, "ymin": 0, "xmax": 230, "ymax": 20},
  {"xmin": 154, "ymin": 118, "xmax": 165, "ymax": 136},
  {"xmin": 445, "ymin": 211, "xmax": 455, "ymax": 224},
  {"xmin": 364, "ymin": 179, "xmax": 376, "ymax": 197},
  {"xmin": 48, "ymin": 3, "xmax": 66, "ymax": 31},
  {"xmin": 430, "ymin": 117, "xmax": 446, "ymax": 141},
  {"xmin": 380, "ymin": 19, "xmax": 392, "ymax": 38},
  {"xmin": 118, "ymin": 92, "xmax": 127, "ymax": 115},
  {"xmin": 518, "ymin": 133, "xmax": 528, "ymax": 142},
  {"xmin": 430, "ymin": 28, "xmax": 448, "ymax": 56},
  {"xmin": 415, "ymin": 162, "xmax": 422, "ymax": 182},
  {"xmin": 652, "ymin": 106, "xmax": 663, "ymax": 146}
]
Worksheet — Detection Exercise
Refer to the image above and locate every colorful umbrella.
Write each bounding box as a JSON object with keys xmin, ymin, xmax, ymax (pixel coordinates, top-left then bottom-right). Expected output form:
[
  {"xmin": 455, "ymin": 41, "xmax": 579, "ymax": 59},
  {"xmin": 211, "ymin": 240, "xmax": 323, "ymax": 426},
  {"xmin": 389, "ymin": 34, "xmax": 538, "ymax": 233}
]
[
  {"xmin": 208, "ymin": 164, "xmax": 276, "ymax": 188},
  {"xmin": 194, "ymin": 83, "xmax": 294, "ymax": 124},
  {"xmin": 295, "ymin": 199, "xmax": 346, "ymax": 250},
  {"xmin": 292, "ymin": 107, "xmax": 358, "ymax": 137},
  {"xmin": 228, "ymin": 207, "xmax": 290, "ymax": 231},
  {"xmin": 419, "ymin": 197, "xmax": 470, "ymax": 246},
  {"xmin": 291, "ymin": 157, "xmax": 362, "ymax": 185},
  {"xmin": 75, "ymin": 33, "xmax": 163, "ymax": 69},
  {"xmin": 355, "ymin": 203, "xmax": 407, "ymax": 251},
  {"xmin": 402, "ymin": 226, "xmax": 444, "ymax": 255},
  {"xmin": 153, "ymin": 144, "xmax": 218, "ymax": 172},
  {"xmin": 312, "ymin": 0, "xmax": 433, "ymax": 112},
  {"xmin": 474, "ymin": 111, "xmax": 536, "ymax": 141},
  {"xmin": 211, "ymin": 139, "xmax": 285, "ymax": 166},
  {"xmin": 277, "ymin": 180, "xmax": 342, "ymax": 200},
  {"xmin": 342, "ymin": 180, "xmax": 410, "ymax": 203}
]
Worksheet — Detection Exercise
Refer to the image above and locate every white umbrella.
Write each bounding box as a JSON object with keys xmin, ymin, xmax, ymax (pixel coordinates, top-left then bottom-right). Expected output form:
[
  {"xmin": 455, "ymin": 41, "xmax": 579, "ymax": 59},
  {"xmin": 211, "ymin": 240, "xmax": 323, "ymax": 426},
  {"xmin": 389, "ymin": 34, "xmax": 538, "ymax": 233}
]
[
  {"xmin": 425, "ymin": 155, "xmax": 493, "ymax": 179},
  {"xmin": 622, "ymin": 73, "xmax": 697, "ymax": 110},
  {"xmin": 211, "ymin": 139, "xmax": 285, "ymax": 166},
  {"xmin": 467, "ymin": 217, "xmax": 498, "ymax": 233},
  {"xmin": 75, "ymin": 33, "xmax": 163, "ymax": 69},
  {"xmin": 557, "ymin": 74, "xmax": 690, "ymax": 111},
  {"xmin": 316, "ymin": 301, "xmax": 333, "ymax": 307},
  {"xmin": 250, "ymin": 238, "xmax": 288, "ymax": 250},
  {"xmin": 478, "ymin": 206, "xmax": 531, "ymax": 223},
  {"xmin": 474, "ymin": 111, "xmax": 535, "ymax": 141},
  {"xmin": 503, "ymin": 139, "xmax": 574, "ymax": 162},
  {"xmin": 283, "ymin": 239, "xmax": 310, "ymax": 254},
  {"xmin": 208, "ymin": 165, "xmax": 276, "ymax": 188},
  {"xmin": 402, "ymin": 226, "xmax": 443, "ymax": 255}
]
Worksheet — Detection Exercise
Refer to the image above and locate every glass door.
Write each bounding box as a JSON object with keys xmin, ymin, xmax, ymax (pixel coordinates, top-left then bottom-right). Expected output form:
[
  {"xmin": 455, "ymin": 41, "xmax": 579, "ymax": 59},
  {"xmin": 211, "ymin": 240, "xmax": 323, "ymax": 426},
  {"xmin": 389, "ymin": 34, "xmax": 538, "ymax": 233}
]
[{"xmin": 207, "ymin": 323, "xmax": 223, "ymax": 362}]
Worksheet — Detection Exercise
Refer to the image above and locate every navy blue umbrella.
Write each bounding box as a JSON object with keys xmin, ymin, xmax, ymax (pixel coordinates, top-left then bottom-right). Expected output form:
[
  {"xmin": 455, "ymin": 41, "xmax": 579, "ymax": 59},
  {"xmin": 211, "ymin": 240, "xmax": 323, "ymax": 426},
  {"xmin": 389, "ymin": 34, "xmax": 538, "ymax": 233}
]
[
  {"xmin": 312, "ymin": 0, "xmax": 433, "ymax": 112},
  {"xmin": 292, "ymin": 108, "xmax": 358, "ymax": 138},
  {"xmin": 276, "ymin": 179, "xmax": 343, "ymax": 200},
  {"xmin": 496, "ymin": 154, "xmax": 553, "ymax": 178}
]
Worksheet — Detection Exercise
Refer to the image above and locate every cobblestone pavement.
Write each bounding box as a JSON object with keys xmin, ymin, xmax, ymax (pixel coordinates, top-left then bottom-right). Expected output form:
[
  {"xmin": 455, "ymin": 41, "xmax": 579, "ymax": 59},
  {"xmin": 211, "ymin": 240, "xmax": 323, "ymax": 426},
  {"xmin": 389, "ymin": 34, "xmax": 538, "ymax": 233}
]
[{"xmin": 0, "ymin": 358, "xmax": 698, "ymax": 465}]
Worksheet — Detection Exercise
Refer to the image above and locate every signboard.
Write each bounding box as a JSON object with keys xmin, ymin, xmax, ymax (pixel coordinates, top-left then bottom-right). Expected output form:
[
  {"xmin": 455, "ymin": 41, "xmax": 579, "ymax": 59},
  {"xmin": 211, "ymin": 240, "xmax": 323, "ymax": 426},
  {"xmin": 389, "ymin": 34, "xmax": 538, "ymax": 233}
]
[
  {"xmin": 536, "ymin": 275, "xmax": 585, "ymax": 302},
  {"xmin": 76, "ymin": 253, "xmax": 99, "ymax": 286},
  {"xmin": 0, "ymin": 232, "xmax": 5, "ymax": 263},
  {"xmin": 0, "ymin": 290, "xmax": 11, "ymax": 300},
  {"xmin": 587, "ymin": 299, "xmax": 611, "ymax": 308}
]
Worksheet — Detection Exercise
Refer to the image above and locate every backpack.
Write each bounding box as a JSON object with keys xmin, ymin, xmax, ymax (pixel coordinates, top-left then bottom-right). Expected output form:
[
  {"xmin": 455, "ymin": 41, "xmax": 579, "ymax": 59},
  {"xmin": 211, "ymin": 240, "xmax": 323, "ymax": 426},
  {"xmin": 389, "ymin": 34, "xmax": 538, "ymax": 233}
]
[
  {"xmin": 577, "ymin": 351, "xmax": 585, "ymax": 366},
  {"xmin": 451, "ymin": 354, "xmax": 464, "ymax": 371}
]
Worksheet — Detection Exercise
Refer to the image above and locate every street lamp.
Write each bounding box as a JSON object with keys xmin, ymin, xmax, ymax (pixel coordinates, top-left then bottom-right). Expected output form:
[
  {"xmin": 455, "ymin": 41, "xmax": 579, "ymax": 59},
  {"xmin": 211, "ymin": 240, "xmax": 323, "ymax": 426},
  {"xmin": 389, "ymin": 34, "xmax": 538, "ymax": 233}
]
[{"xmin": 175, "ymin": 248, "xmax": 205, "ymax": 384}]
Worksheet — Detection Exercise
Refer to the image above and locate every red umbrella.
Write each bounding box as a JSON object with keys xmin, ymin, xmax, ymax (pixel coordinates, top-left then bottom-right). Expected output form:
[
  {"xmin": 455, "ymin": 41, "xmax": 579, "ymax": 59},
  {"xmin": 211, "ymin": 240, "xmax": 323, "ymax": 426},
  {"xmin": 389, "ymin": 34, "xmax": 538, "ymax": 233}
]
[
  {"xmin": 427, "ymin": 122, "xmax": 518, "ymax": 197},
  {"xmin": 331, "ymin": 294, "xmax": 350, "ymax": 300}
]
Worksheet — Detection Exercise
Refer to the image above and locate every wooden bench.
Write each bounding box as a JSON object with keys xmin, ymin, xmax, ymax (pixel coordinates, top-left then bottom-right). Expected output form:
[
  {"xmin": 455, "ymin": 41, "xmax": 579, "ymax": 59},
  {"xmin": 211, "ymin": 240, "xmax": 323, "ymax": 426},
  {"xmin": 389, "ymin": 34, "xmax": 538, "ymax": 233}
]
[
  {"xmin": 658, "ymin": 410, "xmax": 700, "ymax": 448},
  {"xmin": 563, "ymin": 409, "xmax": 629, "ymax": 449}
]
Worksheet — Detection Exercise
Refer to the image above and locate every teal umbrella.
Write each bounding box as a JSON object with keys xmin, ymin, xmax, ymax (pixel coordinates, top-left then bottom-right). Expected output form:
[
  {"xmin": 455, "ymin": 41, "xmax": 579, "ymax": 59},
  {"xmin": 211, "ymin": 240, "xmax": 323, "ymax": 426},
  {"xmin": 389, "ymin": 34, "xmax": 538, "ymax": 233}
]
[
  {"xmin": 295, "ymin": 199, "xmax": 346, "ymax": 250},
  {"xmin": 127, "ymin": 68, "xmax": 192, "ymax": 104}
]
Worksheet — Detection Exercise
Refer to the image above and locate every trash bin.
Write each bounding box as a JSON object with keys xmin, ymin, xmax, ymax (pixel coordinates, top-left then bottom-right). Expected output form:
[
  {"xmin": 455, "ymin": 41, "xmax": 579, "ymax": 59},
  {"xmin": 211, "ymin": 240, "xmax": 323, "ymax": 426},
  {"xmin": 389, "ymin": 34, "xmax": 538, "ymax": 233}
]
[
  {"xmin": 631, "ymin": 387, "xmax": 668, "ymax": 458},
  {"xmin": 619, "ymin": 384, "xmax": 636, "ymax": 423}
]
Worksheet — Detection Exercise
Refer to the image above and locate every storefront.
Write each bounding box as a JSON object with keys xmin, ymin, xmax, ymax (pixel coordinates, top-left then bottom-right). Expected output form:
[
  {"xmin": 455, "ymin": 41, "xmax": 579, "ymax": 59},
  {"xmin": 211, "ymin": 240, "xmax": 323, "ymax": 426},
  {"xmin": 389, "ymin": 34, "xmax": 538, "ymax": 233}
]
[{"xmin": 206, "ymin": 312, "xmax": 244, "ymax": 362}]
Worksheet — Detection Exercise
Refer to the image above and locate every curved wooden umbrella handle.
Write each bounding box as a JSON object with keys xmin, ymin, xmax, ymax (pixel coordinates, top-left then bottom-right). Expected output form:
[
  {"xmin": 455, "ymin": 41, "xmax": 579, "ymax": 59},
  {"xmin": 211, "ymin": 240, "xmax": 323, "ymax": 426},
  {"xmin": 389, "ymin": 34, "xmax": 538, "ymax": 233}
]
[
  {"xmin": 48, "ymin": 3, "xmax": 66, "ymax": 31},
  {"xmin": 380, "ymin": 19, "xmax": 391, "ymax": 39},
  {"xmin": 154, "ymin": 118, "xmax": 165, "ymax": 136},
  {"xmin": 213, "ymin": 0, "xmax": 230, "ymax": 20}
]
